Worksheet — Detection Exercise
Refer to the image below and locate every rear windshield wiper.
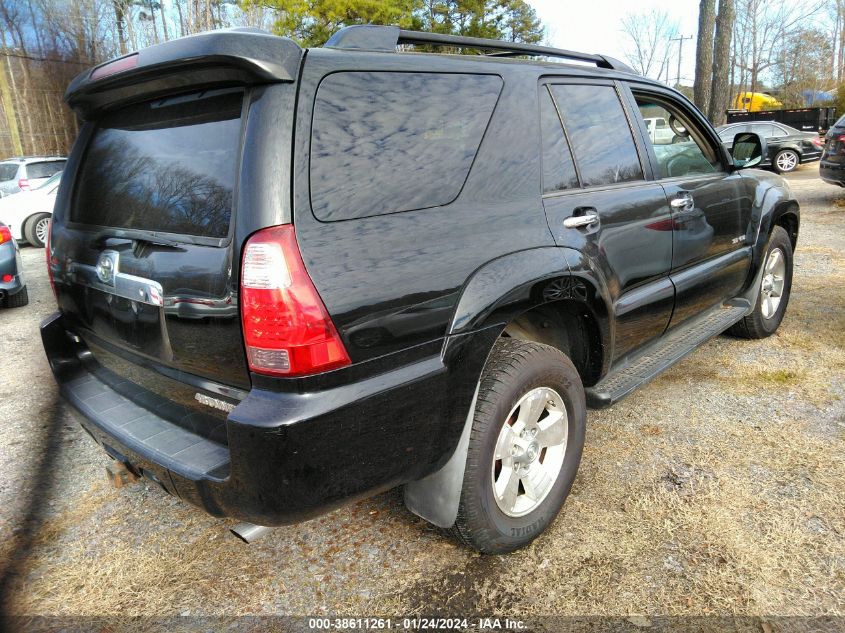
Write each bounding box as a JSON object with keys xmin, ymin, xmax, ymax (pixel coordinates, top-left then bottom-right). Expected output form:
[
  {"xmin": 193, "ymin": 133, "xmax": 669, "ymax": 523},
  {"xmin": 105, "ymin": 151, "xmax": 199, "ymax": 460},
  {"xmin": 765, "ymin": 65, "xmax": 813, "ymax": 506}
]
[{"xmin": 90, "ymin": 229, "xmax": 189, "ymax": 249}]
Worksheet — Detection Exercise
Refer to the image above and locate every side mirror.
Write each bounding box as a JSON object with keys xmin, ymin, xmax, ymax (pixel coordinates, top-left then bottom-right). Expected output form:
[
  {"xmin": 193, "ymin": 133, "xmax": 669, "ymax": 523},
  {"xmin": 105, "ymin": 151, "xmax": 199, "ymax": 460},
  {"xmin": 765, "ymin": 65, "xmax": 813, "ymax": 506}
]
[{"xmin": 731, "ymin": 132, "xmax": 766, "ymax": 169}]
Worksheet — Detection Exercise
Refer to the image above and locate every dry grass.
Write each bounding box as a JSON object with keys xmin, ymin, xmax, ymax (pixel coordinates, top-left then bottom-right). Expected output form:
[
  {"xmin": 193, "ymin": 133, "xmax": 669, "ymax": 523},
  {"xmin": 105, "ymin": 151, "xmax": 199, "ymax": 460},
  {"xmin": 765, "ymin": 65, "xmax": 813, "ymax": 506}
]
[{"xmin": 3, "ymin": 176, "xmax": 844, "ymax": 618}]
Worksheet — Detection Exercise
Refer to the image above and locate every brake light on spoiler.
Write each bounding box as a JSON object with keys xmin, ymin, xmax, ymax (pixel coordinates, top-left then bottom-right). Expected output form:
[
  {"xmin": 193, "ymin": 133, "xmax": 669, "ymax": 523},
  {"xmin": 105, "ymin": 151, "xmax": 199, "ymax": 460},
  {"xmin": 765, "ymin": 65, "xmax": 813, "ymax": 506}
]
[
  {"xmin": 90, "ymin": 53, "xmax": 139, "ymax": 81},
  {"xmin": 240, "ymin": 225, "xmax": 351, "ymax": 377}
]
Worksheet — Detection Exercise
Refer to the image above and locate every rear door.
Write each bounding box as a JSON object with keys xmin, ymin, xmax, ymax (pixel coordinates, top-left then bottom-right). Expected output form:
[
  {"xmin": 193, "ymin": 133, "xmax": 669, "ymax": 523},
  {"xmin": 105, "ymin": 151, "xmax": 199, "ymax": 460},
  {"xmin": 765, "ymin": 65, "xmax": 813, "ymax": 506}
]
[
  {"xmin": 53, "ymin": 88, "xmax": 251, "ymax": 390},
  {"xmin": 626, "ymin": 86, "xmax": 752, "ymax": 327},
  {"xmin": 540, "ymin": 80, "xmax": 674, "ymax": 362}
]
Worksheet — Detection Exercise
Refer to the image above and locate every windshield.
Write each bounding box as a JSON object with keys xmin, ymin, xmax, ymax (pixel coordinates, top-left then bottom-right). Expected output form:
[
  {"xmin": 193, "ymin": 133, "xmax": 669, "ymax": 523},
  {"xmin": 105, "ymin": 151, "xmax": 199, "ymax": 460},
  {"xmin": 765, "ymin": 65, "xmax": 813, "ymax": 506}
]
[{"xmin": 37, "ymin": 171, "xmax": 62, "ymax": 190}]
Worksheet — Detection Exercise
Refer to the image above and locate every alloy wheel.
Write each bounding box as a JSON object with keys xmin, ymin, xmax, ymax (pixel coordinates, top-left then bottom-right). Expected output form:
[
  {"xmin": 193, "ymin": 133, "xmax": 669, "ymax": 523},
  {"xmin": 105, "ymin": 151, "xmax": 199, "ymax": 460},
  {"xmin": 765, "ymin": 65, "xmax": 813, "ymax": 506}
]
[
  {"xmin": 491, "ymin": 386, "xmax": 568, "ymax": 517},
  {"xmin": 776, "ymin": 151, "xmax": 798, "ymax": 172},
  {"xmin": 760, "ymin": 247, "xmax": 786, "ymax": 319},
  {"xmin": 35, "ymin": 217, "xmax": 50, "ymax": 245}
]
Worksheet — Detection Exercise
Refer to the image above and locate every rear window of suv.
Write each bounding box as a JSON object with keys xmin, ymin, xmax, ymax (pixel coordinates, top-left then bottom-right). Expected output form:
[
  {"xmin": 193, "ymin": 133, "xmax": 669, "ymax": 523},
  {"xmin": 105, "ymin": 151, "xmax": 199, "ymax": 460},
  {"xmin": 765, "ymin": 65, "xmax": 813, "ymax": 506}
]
[
  {"xmin": 0, "ymin": 163, "xmax": 18, "ymax": 181},
  {"xmin": 72, "ymin": 89, "xmax": 243, "ymax": 239},
  {"xmin": 310, "ymin": 72, "xmax": 502, "ymax": 221},
  {"xmin": 26, "ymin": 160, "xmax": 65, "ymax": 179}
]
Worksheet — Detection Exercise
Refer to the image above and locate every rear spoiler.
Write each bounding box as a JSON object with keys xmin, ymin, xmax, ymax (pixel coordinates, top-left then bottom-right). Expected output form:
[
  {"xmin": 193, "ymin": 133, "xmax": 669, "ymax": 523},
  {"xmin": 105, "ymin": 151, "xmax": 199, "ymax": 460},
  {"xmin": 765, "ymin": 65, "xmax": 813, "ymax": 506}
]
[{"xmin": 65, "ymin": 28, "xmax": 302, "ymax": 119}]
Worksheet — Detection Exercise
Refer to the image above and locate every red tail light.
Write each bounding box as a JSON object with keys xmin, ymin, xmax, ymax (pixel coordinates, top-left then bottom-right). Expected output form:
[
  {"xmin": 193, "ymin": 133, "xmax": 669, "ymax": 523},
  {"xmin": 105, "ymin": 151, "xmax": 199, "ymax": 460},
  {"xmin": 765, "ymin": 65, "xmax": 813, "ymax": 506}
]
[
  {"xmin": 18, "ymin": 178, "xmax": 29, "ymax": 191},
  {"xmin": 0, "ymin": 225, "xmax": 11, "ymax": 244},
  {"xmin": 811, "ymin": 136, "xmax": 824, "ymax": 148},
  {"xmin": 837, "ymin": 134, "xmax": 845, "ymax": 142},
  {"xmin": 240, "ymin": 225, "xmax": 350, "ymax": 377},
  {"xmin": 45, "ymin": 223, "xmax": 57, "ymax": 303},
  {"xmin": 90, "ymin": 53, "xmax": 139, "ymax": 81}
]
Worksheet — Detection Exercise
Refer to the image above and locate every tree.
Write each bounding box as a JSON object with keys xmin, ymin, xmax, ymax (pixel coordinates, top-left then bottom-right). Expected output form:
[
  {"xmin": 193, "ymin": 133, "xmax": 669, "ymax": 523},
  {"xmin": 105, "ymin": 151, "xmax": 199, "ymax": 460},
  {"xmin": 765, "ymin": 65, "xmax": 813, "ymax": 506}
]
[
  {"xmin": 694, "ymin": 0, "xmax": 715, "ymax": 111},
  {"xmin": 708, "ymin": 0, "xmax": 735, "ymax": 124},
  {"xmin": 732, "ymin": 0, "xmax": 822, "ymax": 99},
  {"xmin": 620, "ymin": 10, "xmax": 679, "ymax": 81},
  {"xmin": 256, "ymin": 0, "xmax": 420, "ymax": 47},
  {"xmin": 497, "ymin": 0, "xmax": 543, "ymax": 43},
  {"xmin": 772, "ymin": 26, "xmax": 834, "ymax": 106}
]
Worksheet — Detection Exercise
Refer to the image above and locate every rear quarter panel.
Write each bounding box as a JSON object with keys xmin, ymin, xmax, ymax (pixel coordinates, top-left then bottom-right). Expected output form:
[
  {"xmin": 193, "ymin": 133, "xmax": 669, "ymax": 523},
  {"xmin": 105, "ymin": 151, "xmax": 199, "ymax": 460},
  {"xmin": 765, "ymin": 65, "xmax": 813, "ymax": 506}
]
[{"xmin": 292, "ymin": 50, "xmax": 554, "ymax": 365}]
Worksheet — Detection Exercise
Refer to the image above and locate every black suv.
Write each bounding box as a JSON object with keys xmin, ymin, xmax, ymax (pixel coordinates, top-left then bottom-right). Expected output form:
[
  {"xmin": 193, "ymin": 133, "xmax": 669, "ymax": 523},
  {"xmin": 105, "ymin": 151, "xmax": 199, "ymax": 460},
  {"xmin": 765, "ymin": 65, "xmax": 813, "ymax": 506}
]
[{"xmin": 41, "ymin": 26, "xmax": 799, "ymax": 554}]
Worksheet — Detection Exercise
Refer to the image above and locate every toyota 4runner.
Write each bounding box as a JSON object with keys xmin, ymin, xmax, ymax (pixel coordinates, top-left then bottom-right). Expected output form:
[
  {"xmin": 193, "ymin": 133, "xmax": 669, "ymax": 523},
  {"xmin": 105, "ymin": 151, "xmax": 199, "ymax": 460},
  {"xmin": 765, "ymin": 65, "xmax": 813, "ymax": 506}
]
[{"xmin": 41, "ymin": 25, "xmax": 798, "ymax": 554}]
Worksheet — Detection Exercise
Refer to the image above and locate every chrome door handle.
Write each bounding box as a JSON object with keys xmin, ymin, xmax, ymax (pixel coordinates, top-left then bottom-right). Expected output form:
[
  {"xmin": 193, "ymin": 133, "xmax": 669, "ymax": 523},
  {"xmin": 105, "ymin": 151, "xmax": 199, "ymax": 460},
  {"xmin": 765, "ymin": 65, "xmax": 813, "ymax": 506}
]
[
  {"xmin": 563, "ymin": 213, "xmax": 598, "ymax": 228},
  {"xmin": 670, "ymin": 195, "xmax": 694, "ymax": 211}
]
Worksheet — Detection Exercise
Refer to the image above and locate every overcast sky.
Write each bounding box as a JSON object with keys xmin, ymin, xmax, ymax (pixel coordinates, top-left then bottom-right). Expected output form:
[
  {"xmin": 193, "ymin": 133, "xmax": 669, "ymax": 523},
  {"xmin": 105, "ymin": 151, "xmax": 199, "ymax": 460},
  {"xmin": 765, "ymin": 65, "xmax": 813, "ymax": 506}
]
[{"xmin": 526, "ymin": 0, "xmax": 700, "ymax": 84}]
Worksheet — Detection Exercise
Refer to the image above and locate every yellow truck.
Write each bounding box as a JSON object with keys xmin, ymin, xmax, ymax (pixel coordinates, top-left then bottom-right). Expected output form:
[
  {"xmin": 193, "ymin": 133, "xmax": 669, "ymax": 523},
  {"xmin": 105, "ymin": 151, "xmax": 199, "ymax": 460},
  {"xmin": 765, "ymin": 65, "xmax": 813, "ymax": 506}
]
[{"xmin": 733, "ymin": 92, "xmax": 784, "ymax": 112}]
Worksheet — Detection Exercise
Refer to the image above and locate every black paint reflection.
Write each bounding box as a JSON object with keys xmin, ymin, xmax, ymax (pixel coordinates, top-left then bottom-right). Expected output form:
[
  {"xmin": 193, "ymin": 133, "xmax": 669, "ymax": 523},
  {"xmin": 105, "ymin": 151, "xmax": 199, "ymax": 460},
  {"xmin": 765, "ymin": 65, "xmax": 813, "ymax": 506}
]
[
  {"xmin": 72, "ymin": 90, "xmax": 242, "ymax": 239},
  {"xmin": 551, "ymin": 84, "xmax": 644, "ymax": 188},
  {"xmin": 310, "ymin": 72, "xmax": 502, "ymax": 221},
  {"xmin": 540, "ymin": 87, "xmax": 579, "ymax": 192}
]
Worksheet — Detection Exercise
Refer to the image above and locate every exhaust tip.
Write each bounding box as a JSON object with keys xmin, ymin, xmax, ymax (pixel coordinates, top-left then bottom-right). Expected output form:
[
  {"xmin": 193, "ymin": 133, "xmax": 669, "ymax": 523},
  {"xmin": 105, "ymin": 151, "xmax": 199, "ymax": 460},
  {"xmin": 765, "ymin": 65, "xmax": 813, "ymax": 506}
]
[{"xmin": 230, "ymin": 522, "xmax": 273, "ymax": 543}]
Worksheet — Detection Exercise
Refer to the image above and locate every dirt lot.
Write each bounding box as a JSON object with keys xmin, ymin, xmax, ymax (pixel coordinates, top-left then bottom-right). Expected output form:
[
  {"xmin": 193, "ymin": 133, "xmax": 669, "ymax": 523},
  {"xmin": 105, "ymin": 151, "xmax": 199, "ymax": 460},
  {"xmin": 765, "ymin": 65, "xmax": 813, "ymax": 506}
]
[{"xmin": 1, "ymin": 165, "xmax": 843, "ymax": 624}]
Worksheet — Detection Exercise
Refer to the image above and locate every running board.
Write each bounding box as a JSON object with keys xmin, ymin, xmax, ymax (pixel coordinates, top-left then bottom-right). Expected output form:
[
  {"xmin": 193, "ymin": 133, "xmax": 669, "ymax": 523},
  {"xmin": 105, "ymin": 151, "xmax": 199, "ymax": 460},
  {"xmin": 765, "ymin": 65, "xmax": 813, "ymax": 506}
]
[{"xmin": 585, "ymin": 302, "xmax": 749, "ymax": 409}]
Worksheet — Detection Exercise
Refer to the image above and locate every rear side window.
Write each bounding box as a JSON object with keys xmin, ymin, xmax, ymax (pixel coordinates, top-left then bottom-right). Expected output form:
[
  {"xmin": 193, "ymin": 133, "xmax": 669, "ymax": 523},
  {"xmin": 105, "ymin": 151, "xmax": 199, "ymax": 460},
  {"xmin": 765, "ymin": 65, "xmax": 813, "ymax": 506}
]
[
  {"xmin": 26, "ymin": 160, "xmax": 65, "ymax": 179},
  {"xmin": 72, "ymin": 89, "xmax": 242, "ymax": 239},
  {"xmin": 550, "ymin": 84, "xmax": 643, "ymax": 188},
  {"xmin": 0, "ymin": 163, "xmax": 19, "ymax": 181},
  {"xmin": 310, "ymin": 72, "xmax": 502, "ymax": 221},
  {"xmin": 539, "ymin": 87, "xmax": 578, "ymax": 193}
]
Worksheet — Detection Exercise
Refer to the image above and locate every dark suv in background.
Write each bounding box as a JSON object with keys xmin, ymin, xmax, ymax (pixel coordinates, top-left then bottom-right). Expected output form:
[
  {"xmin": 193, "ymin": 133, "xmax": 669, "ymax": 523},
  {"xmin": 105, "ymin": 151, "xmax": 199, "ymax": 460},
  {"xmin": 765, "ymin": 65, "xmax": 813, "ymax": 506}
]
[
  {"xmin": 42, "ymin": 26, "xmax": 798, "ymax": 554},
  {"xmin": 820, "ymin": 113, "xmax": 845, "ymax": 186}
]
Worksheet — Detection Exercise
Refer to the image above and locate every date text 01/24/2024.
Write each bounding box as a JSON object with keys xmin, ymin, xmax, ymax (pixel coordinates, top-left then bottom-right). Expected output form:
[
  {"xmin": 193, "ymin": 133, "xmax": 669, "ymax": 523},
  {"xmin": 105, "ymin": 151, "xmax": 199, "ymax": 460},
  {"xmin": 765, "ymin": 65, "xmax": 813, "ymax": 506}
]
[{"xmin": 307, "ymin": 618, "xmax": 527, "ymax": 630}]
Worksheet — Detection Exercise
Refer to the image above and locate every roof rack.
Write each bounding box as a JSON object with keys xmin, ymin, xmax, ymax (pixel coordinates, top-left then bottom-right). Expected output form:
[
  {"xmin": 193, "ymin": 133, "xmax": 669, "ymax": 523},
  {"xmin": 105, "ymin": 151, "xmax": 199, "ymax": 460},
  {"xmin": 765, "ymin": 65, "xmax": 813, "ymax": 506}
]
[{"xmin": 324, "ymin": 25, "xmax": 635, "ymax": 74}]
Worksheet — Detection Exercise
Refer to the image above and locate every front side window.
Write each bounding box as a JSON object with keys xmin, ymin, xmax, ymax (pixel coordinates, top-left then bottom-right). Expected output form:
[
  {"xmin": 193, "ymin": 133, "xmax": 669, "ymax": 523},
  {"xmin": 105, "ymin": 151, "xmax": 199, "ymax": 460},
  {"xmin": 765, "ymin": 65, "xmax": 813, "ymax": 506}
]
[
  {"xmin": 634, "ymin": 95, "xmax": 721, "ymax": 179},
  {"xmin": 550, "ymin": 84, "xmax": 643, "ymax": 188},
  {"xmin": 310, "ymin": 72, "xmax": 502, "ymax": 221}
]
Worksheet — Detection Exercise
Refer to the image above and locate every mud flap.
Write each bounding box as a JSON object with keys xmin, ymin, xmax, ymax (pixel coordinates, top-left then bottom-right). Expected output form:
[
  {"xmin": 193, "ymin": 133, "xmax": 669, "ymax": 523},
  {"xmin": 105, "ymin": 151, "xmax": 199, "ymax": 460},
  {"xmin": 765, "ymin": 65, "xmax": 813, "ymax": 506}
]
[{"xmin": 403, "ymin": 384, "xmax": 479, "ymax": 529}]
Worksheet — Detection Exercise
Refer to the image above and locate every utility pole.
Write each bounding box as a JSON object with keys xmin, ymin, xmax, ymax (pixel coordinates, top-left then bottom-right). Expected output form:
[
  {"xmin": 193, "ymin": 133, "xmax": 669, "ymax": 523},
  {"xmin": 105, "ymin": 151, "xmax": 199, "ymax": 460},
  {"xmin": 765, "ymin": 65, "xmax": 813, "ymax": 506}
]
[{"xmin": 670, "ymin": 34, "xmax": 693, "ymax": 88}]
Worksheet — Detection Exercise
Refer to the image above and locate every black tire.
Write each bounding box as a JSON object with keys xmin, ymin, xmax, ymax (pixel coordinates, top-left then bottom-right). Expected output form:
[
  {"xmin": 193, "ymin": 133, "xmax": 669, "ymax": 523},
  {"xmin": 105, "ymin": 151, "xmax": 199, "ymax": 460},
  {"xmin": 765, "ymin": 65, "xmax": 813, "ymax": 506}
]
[
  {"xmin": 4, "ymin": 286, "xmax": 28, "ymax": 308},
  {"xmin": 451, "ymin": 338, "xmax": 586, "ymax": 554},
  {"xmin": 773, "ymin": 149, "xmax": 800, "ymax": 174},
  {"xmin": 728, "ymin": 226, "xmax": 793, "ymax": 339},
  {"xmin": 23, "ymin": 213, "xmax": 50, "ymax": 248}
]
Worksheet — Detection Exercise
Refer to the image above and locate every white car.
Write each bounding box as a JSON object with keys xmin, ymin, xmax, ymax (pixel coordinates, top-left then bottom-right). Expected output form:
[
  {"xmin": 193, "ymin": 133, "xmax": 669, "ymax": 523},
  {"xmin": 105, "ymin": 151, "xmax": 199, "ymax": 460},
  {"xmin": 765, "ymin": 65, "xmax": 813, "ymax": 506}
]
[
  {"xmin": 643, "ymin": 117, "xmax": 676, "ymax": 144},
  {"xmin": 0, "ymin": 171, "xmax": 61, "ymax": 248}
]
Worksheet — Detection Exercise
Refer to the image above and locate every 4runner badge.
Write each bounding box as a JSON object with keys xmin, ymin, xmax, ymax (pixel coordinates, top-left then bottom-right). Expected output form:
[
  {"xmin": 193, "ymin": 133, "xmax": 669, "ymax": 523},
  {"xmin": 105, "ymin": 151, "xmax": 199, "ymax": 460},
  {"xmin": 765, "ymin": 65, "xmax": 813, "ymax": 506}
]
[
  {"xmin": 96, "ymin": 251, "xmax": 119, "ymax": 285},
  {"xmin": 195, "ymin": 392, "xmax": 235, "ymax": 413}
]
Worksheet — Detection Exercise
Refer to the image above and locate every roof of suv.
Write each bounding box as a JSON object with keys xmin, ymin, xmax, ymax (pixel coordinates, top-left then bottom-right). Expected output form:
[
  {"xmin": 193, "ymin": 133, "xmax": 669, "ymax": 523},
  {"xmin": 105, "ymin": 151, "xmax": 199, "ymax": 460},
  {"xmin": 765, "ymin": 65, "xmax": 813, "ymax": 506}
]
[
  {"xmin": 323, "ymin": 24, "xmax": 637, "ymax": 73},
  {"xmin": 66, "ymin": 25, "xmax": 667, "ymax": 118}
]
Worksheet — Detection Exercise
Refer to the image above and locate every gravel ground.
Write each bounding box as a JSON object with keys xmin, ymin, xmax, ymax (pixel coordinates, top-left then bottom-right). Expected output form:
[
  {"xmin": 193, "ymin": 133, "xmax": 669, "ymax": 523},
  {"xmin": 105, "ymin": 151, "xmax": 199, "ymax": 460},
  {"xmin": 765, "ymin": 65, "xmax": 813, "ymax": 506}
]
[{"xmin": 0, "ymin": 165, "xmax": 843, "ymax": 625}]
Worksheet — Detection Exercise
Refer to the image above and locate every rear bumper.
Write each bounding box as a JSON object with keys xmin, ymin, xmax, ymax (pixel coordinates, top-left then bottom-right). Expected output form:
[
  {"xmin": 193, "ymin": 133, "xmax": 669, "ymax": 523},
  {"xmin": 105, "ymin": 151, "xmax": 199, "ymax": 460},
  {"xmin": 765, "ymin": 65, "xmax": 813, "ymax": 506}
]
[
  {"xmin": 42, "ymin": 312, "xmax": 485, "ymax": 525},
  {"xmin": 820, "ymin": 161, "xmax": 845, "ymax": 185}
]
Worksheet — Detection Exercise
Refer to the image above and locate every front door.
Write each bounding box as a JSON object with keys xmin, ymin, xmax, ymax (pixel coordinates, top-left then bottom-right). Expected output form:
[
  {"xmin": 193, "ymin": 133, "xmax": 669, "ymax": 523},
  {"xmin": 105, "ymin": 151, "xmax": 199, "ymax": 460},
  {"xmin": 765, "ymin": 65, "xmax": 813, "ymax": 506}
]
[
  {"xmin": 539, "ymin": 81, "xmax": 675, "ymax": 362},
  {"xmin": 627, "ymin": 88, "xmax": 753, "ymax": 327}
]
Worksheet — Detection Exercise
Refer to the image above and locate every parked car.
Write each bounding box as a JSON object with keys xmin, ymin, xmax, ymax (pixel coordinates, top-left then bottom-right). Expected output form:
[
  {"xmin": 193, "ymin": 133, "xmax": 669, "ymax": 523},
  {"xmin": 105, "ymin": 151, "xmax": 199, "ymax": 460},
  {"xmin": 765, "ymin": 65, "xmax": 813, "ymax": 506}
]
[
  {"xmin": 0, "ymin": 170, "xmax": 61, "ymax": 247},
  {"xmin": 643, "ymin": 116, "xmax": 676, "ymax": 144},
  {"xmin": 819, "ymin": 113, "xmax": 845, "ymax": 186},
  {"xmin": 0, "ymin": 221, "xmax": 27, "ymax": 308},
  {"xmin": 716, "ymin": 121, "xmax": 823, "ymax": 173},
  {"xmin": 0, "ymin": 156, "xmax": 66, "ymax": 197},
  {"xmin": 41, "ymin": 26, "xmax": 799, "ymax": 554}
]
